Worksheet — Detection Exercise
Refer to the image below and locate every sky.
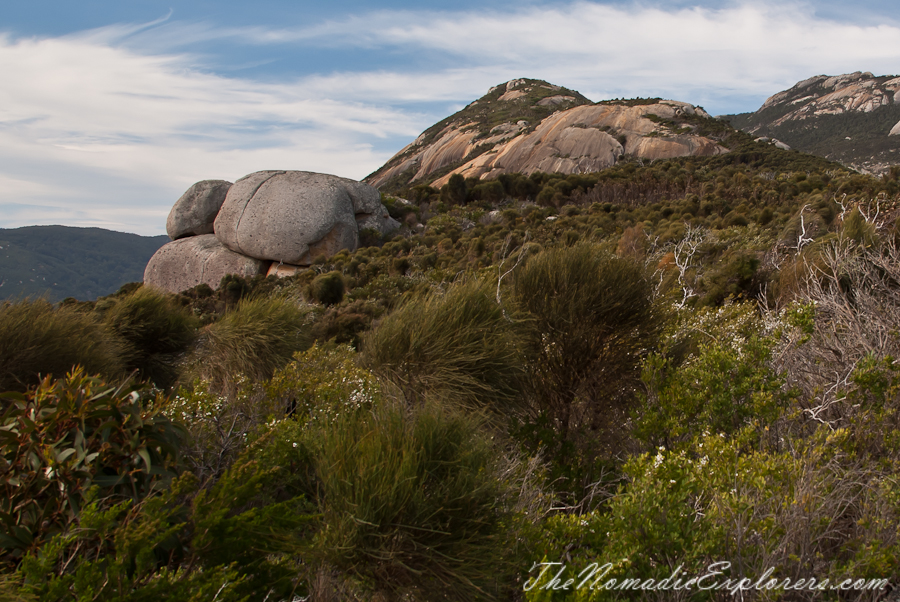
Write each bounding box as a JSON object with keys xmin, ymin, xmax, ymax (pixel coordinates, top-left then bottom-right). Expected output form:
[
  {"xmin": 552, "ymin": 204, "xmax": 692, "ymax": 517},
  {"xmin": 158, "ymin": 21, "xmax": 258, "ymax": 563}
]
[{"xmin": 2, "ymin": 1, "xmax": 900, "ymax": 235}]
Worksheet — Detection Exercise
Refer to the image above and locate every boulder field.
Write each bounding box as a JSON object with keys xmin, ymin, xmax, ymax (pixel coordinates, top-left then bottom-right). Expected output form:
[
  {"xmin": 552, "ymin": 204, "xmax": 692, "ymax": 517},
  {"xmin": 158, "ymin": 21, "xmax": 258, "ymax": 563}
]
[{"xmin": 144, "ymin": 171, "xmax": 399, "ymax": 294}]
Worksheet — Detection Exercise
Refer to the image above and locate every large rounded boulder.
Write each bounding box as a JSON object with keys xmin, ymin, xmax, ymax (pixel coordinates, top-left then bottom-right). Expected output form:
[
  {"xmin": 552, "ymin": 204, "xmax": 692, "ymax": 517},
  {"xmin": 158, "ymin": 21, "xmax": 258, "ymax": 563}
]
[
  {"xmin": 166, "ymin": 180, "xmax": 232, "ymax": 240},
  {"xmin": 214, "ymin": 171, "xmax": 385, "ymax": 265},
  {"xmin": 143, "ymin": 234, "xmax": 269, "ymax": 293}
]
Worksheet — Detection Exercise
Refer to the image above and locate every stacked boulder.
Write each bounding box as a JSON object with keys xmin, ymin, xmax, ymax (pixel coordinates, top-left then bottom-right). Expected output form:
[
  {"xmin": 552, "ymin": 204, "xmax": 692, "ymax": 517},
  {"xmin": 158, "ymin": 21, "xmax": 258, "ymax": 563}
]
[{"xmin": 144, "ymin": 171, "xmax": 399, "ymax": 294}]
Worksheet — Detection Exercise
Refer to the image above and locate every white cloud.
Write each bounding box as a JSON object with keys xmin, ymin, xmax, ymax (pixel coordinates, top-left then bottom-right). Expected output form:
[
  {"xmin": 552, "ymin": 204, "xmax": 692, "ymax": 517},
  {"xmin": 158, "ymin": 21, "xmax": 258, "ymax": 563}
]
[{"xmin": 2, "ymin": 1, "xmax": 900, "ymax": 234}]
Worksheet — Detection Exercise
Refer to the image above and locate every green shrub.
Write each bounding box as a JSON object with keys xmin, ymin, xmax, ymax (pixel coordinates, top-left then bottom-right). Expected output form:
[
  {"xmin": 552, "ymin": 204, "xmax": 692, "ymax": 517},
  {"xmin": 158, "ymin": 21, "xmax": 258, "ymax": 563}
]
[
  {"xmin": 0, "ymin": 300, "xmax": 127, "ymax": 392},
  {"xmin": 512, "ymin": 244, "xmax": 659, "ymax": 486},
  {"xmin": 362, "ymin": 278, "xmax": 525, "ymax": 411},
  {"xmin": 0, "ymin": 370, "xmax": 183, "ymax": 564},
  {"xmin": 103, "ymin": 286, "xmax": 198, "ymax": 388},
  {"xmin": 183, "ymin": 296, "xmax": 313, "ymax": 394},
  {"xmin": 16, "ymin": 462, "xmax": 318, "ymax": 601},
  {"xmin": 308, "ymin": 270, "xmax": 346, "ymax": 306},
  {"xmin": 309, "ymin": 399, "xmax": 511, "ymax": 599}
]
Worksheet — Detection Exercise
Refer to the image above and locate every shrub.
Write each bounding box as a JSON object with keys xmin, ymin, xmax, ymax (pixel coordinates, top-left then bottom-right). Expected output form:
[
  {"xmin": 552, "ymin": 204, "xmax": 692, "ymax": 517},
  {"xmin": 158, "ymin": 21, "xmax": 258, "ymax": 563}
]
[
  {"xmin": 183, "ymin": 296, "xmax": 313, "ymax": 394},
  {"xmin": 0, "ymin": 370, "xmax": 183, "ymax": 563},
  {"xmin": 362, "ymin": 278, "xmax": 525, "ymax": 411},
  {"xmin": 309, "ymin": 399, "xmax": 511, "ymax": 599},
  {"xmin": 512, "ymin": 244, "xmax": 659, "ymax": 486},
  {"xmin": 16, "ymin": 462, "xmax": 318, "ymax": 601},
  {"xmin": 0, "ymin": 300, "xmax": 127, "ymax": 392},
  {"xmin": 308, "ymin": 271, "xmax": 346, "ymax": 306},
  {"xmin": 103, "ymin": 286, "xmax": 198, "ymax": 388}
]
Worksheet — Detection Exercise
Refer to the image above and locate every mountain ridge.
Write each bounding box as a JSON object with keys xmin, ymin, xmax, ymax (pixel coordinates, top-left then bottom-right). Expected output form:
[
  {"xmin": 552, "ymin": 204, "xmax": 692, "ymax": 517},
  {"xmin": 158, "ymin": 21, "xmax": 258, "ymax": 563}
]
[
  {"xmin": 0, "ymin": 226, "xmax": 168, "ymax": 301},
  {"xmin": 366, "ymin": 78, "xmax": 742, "ymax": 192},
  {"xmin": 723, "ymin": 71, "xmax": 900, "ymax": 175}
]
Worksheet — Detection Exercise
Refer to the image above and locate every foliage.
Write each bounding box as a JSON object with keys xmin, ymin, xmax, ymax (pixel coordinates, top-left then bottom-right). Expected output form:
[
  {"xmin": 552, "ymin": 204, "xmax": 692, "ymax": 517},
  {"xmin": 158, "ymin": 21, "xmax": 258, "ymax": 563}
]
[
  {"xmin": 102, "ymin": 285, "xmax": 198, "ymax": 388},
  {"xmin": 309, "ymin": 398, "xmax": 513, "ymax": 600},
  {"xmin": 16, "ymin": 461, "xmax": 318, "ymax": 601},
  {"xmin": 362, "ymin": 278, "xmax": 525, "ymax": 411},
  {"xmin": 0, "ymin": 370, "xmax": 183, "ymax": 564},
  {"xmin": 308, "ymin": 270, "xmax": 346, "ymax": 306},
  {"xmin": 0, "ymin": 300, "xmax": 128, "ymax": 392},
  {"xmin": 635, "ymin": 304, "xmax": 790, "ymax": 449},
  {"xmin": 182, "ymin": 295, "xmax": 314, "ymax": 395},
  {"xmin": 512, "ymin": 244, "xmax": 659, "ymax": 487}
]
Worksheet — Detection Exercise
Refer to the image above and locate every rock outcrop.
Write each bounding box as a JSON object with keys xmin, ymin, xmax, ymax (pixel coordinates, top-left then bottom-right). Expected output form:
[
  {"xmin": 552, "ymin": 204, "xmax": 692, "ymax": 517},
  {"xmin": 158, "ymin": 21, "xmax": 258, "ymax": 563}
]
[
  {"xmin": 166, "ymin": 180, "xmax": 232, "ymax": 240},
  {"xmin": 724, "ymin": 72, "xmax": 900, "ymax": 174},
  {"xmin": 143, "ymin": 235, "xmax": 268, "ymax": 293},
  {"xmin": 144, "ymin": 171, "xmax": 398, "ymax": 294},
  {"xmin": 365, "ymin": 79, "xmax": 728, "ymax": 190}
]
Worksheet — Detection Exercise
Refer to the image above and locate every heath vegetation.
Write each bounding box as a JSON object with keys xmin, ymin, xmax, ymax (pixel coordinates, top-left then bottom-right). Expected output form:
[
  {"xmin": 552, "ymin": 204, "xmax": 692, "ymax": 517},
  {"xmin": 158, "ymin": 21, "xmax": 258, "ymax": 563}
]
[{"xmin": 3, "ymin": 142, "xmax": 900, "ymax": 600}]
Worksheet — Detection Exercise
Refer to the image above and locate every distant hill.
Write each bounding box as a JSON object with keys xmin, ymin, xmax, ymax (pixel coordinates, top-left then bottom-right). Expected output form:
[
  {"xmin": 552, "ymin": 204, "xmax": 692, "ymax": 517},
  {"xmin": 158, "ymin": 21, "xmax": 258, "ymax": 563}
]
[
  {"xmin": 0, "ymin": 226, "xmax": 169, "ymax": 301},
  {"xmin": 366, "ymin": 78, "xmax": 744, "ymax": 192},
  {"xmin": 722, "ymin": 71, "xmax": 900, "ymax": 175}
]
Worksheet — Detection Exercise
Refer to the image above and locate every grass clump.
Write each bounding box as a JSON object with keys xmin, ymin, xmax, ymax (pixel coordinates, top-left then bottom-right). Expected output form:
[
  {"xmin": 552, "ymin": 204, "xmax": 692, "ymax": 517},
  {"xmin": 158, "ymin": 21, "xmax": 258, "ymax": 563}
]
[
  {"xmin": 0, "ymin": 300, "xmax": 127, "ymax": 391},
  {"xmin": 362, "ymin": 278, "xmax": 524, "ymax": 411},
  {"xmin": 310, "ymin": 399, "xmax": 511, "ymax": 600},
  {"xmin": 184, "ymin": 296, "xmax": 313, "ymax": 394},
  {"xmin": 103, "ymin": 285, "xmax": 198, "ymax": 388}
]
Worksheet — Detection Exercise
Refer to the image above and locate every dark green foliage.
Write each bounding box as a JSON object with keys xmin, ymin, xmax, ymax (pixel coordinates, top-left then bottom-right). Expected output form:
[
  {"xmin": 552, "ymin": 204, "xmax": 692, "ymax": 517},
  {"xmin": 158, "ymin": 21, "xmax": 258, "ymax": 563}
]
[
  {"xmin": 308, "ymin": 271, "xmax": 345, "ymax": 306},
  {"xmin": 0, "ymin": 226, "xmax": 169, "ymax": 302},
  {"xmin": 16, "ymin": 462, "xmax": 317, "ymax": 601},
  {"xmin": 444, "ymin": 173, "xmax": 469, "ymax": 205},
  {"xmin": 102, "ymin": 286, "xmax": 198, "ymax": 388},
  {"xmin": 362, "ymin": 278, "xmax": 524, "ymax": 411},
  {"xmin": 310, "ymin": 399, "xmax": 511, "ymax": 599},
  {"xmin": 0, "ymin": 300, "xmax": 127, "ymax": 391},
  {"xmin": 0, "ymin": 370, "xmax": 183, "ymax": 564},
  {"xmin": 513, "ymin": 244, "xmax": 659, "ymax": 484}
]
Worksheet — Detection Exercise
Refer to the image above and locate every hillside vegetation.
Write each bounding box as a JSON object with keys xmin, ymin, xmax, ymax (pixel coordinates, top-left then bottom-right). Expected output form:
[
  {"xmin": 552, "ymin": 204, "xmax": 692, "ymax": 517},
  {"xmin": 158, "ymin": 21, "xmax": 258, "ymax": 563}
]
[
  {"xmin": 3, "ymin": 141, "xmax": 900, "ymax": 600},
  {"xmin": 0, "ymin": 226, "xmax": 168, "ymax": 301}
]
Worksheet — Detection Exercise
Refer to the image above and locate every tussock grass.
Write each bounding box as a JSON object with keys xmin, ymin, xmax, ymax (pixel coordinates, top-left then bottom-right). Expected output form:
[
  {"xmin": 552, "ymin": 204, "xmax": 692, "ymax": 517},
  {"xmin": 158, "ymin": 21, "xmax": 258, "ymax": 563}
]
[
  {"xmin": 361, "ymin": 278, "xmax": 524, "ymax": 411},
  {"xmin": 0, "ymin": 300, "xmax": 127, "ymax": 391},
  {"xmin": 103, "ymin": 285, "xmax": 198, "ymax": 387},
  {"xmin": 310, "ymin": 399, "xmax": 510, "ymax": 599},
  {"xmin": 183, "ymin": 295, "xmax": 313, "ymax": 394}
]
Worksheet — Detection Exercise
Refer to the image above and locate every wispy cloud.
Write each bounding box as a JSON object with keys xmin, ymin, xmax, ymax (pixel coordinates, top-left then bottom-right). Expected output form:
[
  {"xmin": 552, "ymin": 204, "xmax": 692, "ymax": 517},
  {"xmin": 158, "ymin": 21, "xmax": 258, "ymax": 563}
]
[{"xmin": 2, "ymin": 1, "xmax": 900, "ymax": 233}]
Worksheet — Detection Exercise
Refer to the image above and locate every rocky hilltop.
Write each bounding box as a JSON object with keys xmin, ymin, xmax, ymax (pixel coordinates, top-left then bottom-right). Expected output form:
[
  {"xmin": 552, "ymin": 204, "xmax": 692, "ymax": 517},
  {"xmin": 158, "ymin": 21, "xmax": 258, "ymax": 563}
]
[
  {"xmin": 725, "ymin": 72, "xmax": 900, "ymax": 174},
  {"xmin": 366, "ymin": 79, "xmax": 731, "ymax": 191}
]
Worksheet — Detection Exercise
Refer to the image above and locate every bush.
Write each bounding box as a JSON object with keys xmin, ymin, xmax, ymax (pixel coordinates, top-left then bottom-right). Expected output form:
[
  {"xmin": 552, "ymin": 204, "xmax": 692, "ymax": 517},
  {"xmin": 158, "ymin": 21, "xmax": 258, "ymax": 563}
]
[
  {"xmin": 362, "ymin": 278, "xmax": 525, "ymax": 411},
  {"xmin": 512, "ymin": 244, "xmax": 659, "ymax": 486},
  {"xmin": 0, "ymin": 370, "xmax": 183, "ymax": 564},
  {"xmin": 183, "ymin": 296, "xmax": 313, "ymax": 394},
  {"xmin": 0, "ymin": 300, "xmax": 127, "ymax": 392},
  {"xmin": 103, "ymin": 286, "xmax": 198, "ymax": 388},
  {"xmin": 308, "ymin": 271, "xmax": 346, "ymax": 306},
  {"xmin": 16, "ymin": 461, "xmax": 318, "ymax": 601},
  {"xmin": 309, "ymin": 399, "xmax": 511, "ymax": 599}
]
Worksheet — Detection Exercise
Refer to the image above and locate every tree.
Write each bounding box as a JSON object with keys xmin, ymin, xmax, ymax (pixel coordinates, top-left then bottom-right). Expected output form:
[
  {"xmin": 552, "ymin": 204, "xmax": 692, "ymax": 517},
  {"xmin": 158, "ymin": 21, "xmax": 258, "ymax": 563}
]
[{"xmin": 512, "ymin": 244, "xmax": 659, "ymax": 481}]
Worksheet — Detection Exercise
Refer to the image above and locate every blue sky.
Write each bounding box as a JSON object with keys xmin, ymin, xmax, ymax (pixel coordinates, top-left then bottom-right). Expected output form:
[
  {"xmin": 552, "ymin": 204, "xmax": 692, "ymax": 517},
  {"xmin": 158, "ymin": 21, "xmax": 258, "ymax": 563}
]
[{"xmin": 2, "ymin": 1, "xmax": 900, "ymax": 235}]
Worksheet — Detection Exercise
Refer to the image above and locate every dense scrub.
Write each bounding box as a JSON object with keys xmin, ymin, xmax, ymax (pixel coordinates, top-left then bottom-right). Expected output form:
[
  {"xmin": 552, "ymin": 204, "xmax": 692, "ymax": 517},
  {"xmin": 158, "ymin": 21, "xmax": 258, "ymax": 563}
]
[{"xmin": 3, "ymin": 144, "xmax": 900, "ymax": 600}]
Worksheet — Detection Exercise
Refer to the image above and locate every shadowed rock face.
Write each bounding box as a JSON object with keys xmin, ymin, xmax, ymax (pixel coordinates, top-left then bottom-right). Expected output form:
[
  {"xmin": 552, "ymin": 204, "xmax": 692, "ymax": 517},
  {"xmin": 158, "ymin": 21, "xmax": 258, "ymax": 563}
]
[
  {"xmin": 166, "ymin": 180, "xmax": 232, "ymax": 240},
  {"xmin": 365, "ymin": 79, "xmax": 727, "ymax": 190},
  {"xmin": 143, "ymin": 234, "xmax": 268, "ymax": 292}
]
